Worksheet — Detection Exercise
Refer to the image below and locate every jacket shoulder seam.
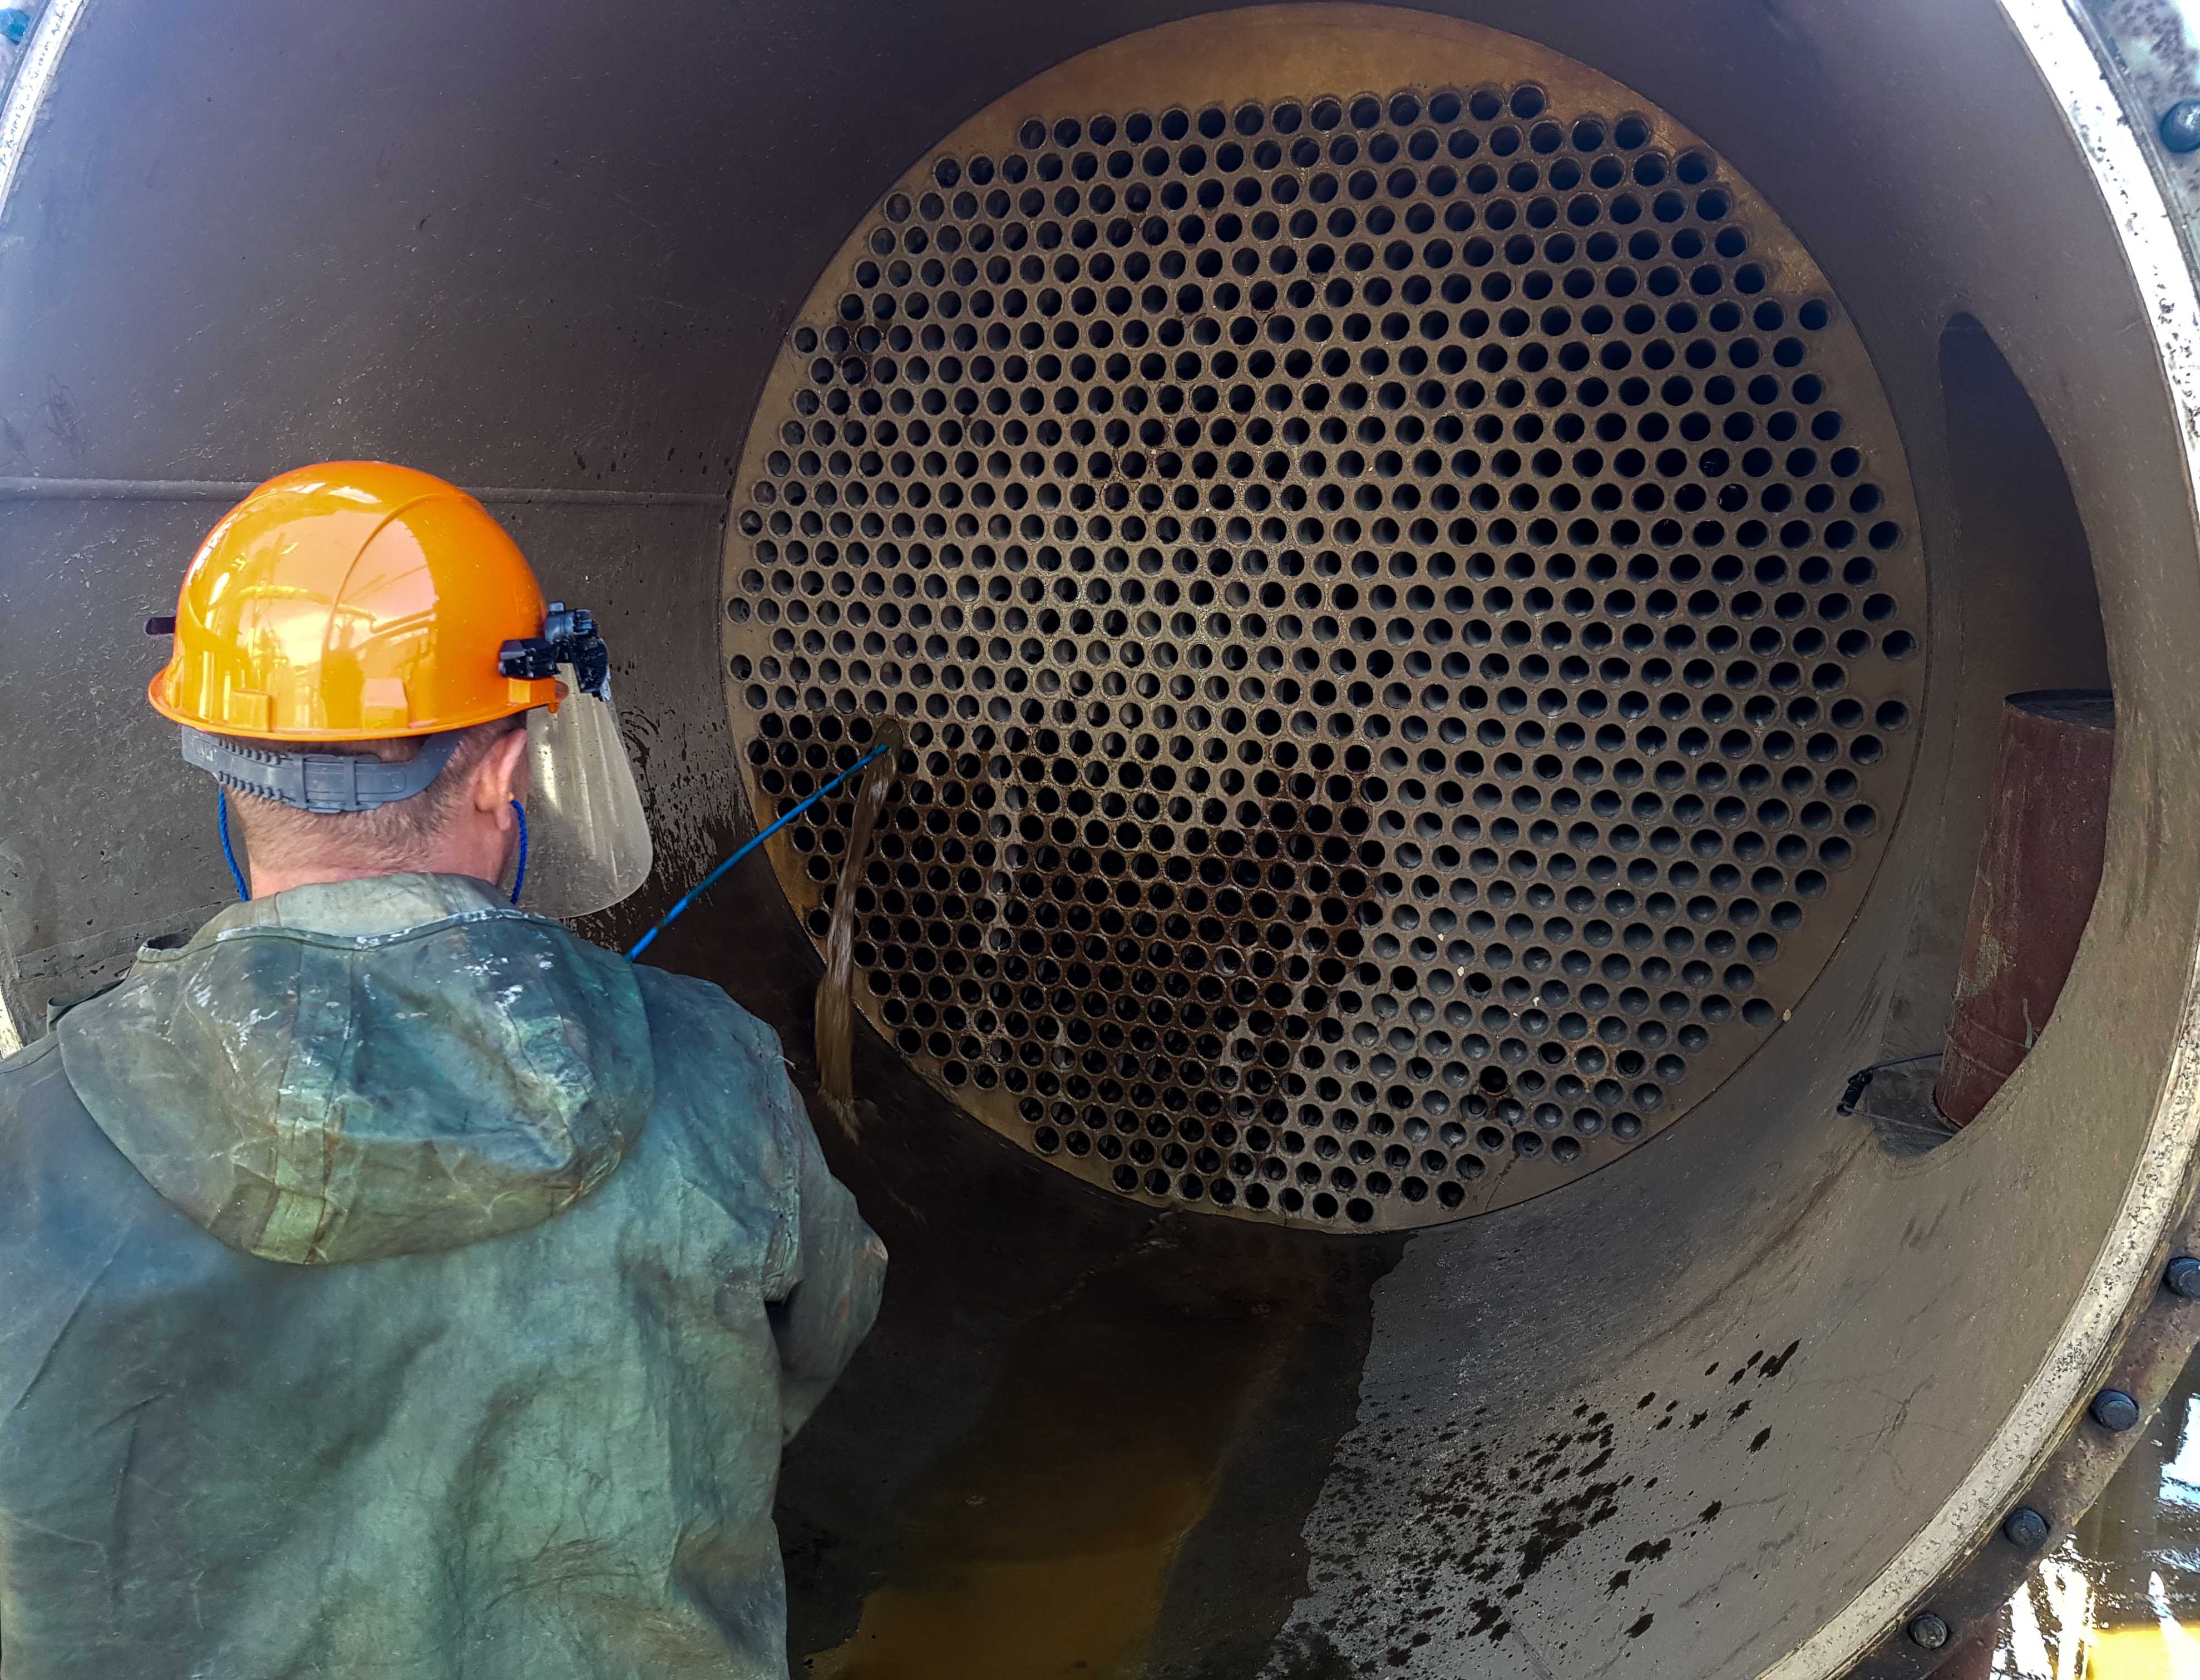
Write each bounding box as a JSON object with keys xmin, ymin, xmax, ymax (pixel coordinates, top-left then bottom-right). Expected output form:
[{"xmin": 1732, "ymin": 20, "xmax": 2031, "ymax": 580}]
[{"xmin": 0, "ymin": 1032, "xmax": 62, "ymax": 1076}]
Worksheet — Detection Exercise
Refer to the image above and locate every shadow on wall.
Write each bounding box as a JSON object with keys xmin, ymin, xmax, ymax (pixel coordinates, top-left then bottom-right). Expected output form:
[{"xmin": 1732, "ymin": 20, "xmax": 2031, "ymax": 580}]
[
  {"xmin": 1875, "ymin": 312, "xmax": 2109, "ymax": 1068},
  {"xmin": 1937, "ymin": 312, "xmax": 2105, "ymax": 704}
]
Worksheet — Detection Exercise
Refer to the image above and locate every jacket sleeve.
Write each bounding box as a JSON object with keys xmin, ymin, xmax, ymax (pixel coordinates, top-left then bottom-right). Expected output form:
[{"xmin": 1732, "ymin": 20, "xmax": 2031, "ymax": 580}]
[{"xmin": 764, "ymin": 1099, "xmax": 886, "ymax": 1442}]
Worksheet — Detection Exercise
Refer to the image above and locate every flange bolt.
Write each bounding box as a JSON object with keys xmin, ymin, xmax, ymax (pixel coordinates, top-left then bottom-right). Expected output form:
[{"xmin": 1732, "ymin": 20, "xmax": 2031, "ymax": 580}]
[
  {"xmin": 2003, "ymin": 1507, "xmax": 2050, "ymax": 1550},
  {"xmin": 2163, "ymin": 101, "xmax": 2200, "ymax": 154},
  {"xmin": 1906, "ymin": 1613, "xmax": 1950, "ymax": 1650},
  {"xmin": 2091, "ymin": 1389, "xmax": 2142, "ymax": 1432},
  {"xmin": 2167, "ymin": 1256, "xmax": 2200, "ymax": 1299}
]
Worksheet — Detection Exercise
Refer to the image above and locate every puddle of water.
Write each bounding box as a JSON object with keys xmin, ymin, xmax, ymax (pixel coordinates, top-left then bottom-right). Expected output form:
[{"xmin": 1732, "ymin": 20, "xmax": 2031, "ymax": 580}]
[
  {"xmin": 793, "ymin": 1168, "xmax": 2200, "ymax": 1678},
  {"xmin": 1972, "ymin": 1342, "xmax": 2200, "ymax": 1677},
  {"xmin": 805, "ymin": 1247, "xmax": 1319, "ymax": 1680}
]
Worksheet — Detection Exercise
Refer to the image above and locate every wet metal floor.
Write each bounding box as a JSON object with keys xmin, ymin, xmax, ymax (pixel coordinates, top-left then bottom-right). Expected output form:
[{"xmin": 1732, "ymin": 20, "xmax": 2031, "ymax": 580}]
[
  {"xmin": 793, "ymin": 1321, "xmax": 2200, "ymax": 1679},
  {"xmin": 1980, "ymin": 1339, "xmax": 2200, "ymax": 1678}
]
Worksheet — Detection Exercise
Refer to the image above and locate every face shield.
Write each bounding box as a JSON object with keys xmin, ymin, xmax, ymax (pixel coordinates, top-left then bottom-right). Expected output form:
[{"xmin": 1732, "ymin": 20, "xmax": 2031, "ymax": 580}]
[
  {"xmin": 508, "ymin": 669, "xmax": 653, "ymax": 918},
  {"xmin": 494, "ymin": 604, "xmax": 652, "ymax": 920}
]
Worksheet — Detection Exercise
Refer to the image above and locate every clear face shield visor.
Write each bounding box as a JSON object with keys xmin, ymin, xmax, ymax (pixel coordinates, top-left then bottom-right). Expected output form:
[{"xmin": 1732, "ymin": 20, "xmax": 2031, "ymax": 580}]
[
  {"xmin": 502, "ymin": 665, "xmax": 652, "ymax": 920},
  {"xmin": 487, "ymin": 601, "xmax": 650, "ymax": 919}
]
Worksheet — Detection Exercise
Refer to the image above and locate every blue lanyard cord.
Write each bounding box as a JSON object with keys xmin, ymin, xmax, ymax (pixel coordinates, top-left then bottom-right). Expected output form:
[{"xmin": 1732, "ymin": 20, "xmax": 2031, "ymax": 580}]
[
  {"xmin": 216, "ymin": 789, "xmax": 249, "ymax": 902},
  {"xmin": 509, "ymin": 801, "xmax": 529, "ymax": 906},
  {"xmin": 625, "ymin": 740, "xmax": 891, "ymax": 963},
  {"xmin": 219, "ymin": 791, "xmax": 530, "ymax": 907}
]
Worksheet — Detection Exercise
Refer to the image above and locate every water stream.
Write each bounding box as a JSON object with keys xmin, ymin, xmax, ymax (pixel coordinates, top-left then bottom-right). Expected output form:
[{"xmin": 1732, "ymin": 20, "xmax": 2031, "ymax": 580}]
[{"xmin": 816, "ymin": 722, "xmax": 904, "ymax": 1119}]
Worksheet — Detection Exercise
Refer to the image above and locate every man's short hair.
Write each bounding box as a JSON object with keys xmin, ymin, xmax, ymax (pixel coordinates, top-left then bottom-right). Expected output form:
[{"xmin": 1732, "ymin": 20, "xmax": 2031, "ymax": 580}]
[{"xmin": 219, "ymin": 717, "xmax": 524, "ymax": 873}]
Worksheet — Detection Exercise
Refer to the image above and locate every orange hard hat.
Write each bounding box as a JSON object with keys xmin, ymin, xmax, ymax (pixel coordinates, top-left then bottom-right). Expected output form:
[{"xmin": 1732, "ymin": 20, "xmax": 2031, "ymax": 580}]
[{"xmin": 147, "ymin": 461, "xmax": 560, "ymax": 741}]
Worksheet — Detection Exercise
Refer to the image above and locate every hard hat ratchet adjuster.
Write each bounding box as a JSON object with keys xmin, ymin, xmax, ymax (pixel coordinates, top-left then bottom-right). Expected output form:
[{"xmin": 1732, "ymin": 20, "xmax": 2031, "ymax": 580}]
[{"xmin": 180, "ymin": 727, "xmax": 465, "ymax": 814}]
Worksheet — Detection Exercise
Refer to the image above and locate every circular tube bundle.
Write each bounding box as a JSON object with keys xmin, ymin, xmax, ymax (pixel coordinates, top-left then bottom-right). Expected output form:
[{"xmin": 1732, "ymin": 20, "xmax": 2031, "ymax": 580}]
[{"xmin": 3, "ymin": 2, "xmax": 2198, "ymax": 1673}]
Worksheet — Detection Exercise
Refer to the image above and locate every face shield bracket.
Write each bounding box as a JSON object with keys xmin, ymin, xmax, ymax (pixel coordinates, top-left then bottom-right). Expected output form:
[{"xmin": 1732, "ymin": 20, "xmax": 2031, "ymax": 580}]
[{"xmin": 497, "ymin": 601, "xmax": 609, "ymax": 699}]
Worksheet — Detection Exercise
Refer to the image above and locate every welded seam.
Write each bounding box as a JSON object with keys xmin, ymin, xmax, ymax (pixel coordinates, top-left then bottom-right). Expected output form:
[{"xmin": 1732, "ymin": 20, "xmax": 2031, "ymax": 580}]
[
  {"xmin": 0, "ymin": 477, "xmax": 725, "ymax": 507},
  {"xmin": 0, "ymin": 0, "xmax": 88, "ymax": 225},
  {"xmin": 1758, "ymin": 2, "xmax": 2200, "ymax": 1673}
]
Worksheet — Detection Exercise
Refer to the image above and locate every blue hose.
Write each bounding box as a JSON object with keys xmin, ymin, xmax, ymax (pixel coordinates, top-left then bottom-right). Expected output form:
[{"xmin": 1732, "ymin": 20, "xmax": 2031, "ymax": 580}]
[
  {"xmin": 626, "ymin": 740, "xmax": 890, "ymax": 963},
  {"xmin": 212, "ymin": 745, "xmax": 875, "ymax": 950}
]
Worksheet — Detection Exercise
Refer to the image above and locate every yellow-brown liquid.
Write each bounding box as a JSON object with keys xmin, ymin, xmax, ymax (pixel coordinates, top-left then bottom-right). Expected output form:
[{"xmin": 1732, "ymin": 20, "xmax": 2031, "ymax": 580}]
[{"xmin": 807, "ymin": 1251, "xmax": 1316, "ymax": 1679}]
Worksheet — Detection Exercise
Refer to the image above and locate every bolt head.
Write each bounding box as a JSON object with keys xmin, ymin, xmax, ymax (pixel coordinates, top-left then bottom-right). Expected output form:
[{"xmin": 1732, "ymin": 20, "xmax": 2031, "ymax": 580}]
[
  {"xmin": 2167, "ymin": 1256, "xmax": 2200, "ymax": 1299},
  {"xmin": 2164, "ymin": 101, "xmax": 2200, "ymax": 154},
  {"xmin": 1907, "ymin": 1613, "xmax": 1950, "ymax": 1650},
  {"xmin": 2092, "ymin": 1389, "xmax": 2142, "ymax": 1432},
  {"xmin": 2004, "ymin": 1506, "xmax": 2051, "ymax": 1550}
]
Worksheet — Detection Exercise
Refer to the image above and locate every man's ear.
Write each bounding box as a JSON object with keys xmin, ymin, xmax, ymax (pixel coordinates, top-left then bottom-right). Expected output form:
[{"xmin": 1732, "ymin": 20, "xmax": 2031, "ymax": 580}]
[{"xmin": 472, "ymin": 723, "xmax": 531, "ymax": 816}]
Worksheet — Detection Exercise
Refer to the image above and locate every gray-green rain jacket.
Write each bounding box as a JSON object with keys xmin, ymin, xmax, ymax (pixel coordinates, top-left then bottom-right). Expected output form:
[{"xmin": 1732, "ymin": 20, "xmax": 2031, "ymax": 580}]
[{"xmin": 0, "ymin": 874, "xmax": 884, "ymax": 1678}]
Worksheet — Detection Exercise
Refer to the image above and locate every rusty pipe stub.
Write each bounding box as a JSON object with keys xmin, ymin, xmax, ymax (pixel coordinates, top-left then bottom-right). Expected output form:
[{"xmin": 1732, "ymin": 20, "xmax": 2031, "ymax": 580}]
[{"xmin": 1936, "ymin": 690, "xmax": 2113, "ymax": 1127}]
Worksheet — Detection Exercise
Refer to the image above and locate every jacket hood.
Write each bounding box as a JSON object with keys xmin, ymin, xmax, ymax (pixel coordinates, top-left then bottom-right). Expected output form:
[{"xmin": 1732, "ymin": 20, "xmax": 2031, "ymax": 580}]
[{"xmin": 56, "ymin": 874, "xmax": 653, "ymax": 1265}]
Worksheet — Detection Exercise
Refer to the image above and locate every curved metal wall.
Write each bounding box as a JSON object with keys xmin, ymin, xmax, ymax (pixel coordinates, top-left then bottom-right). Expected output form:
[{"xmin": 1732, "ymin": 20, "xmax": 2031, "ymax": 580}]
[{"xmin": 1, "ymin": 2, "xmax": 2197, "ymax": 1676}]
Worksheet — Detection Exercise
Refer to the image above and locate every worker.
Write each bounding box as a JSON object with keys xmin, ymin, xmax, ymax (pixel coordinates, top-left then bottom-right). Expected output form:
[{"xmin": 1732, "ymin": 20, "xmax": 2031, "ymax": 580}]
[{"xmin": 0, "ymin": 463, "xmax": 885, "ymax": 1678}]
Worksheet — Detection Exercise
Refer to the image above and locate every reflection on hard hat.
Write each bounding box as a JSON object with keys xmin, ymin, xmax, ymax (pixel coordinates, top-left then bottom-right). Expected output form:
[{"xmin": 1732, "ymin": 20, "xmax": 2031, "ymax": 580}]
[{"xmin": 151, "ymin": 463, "xmax": 559, "ymax": 740}]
